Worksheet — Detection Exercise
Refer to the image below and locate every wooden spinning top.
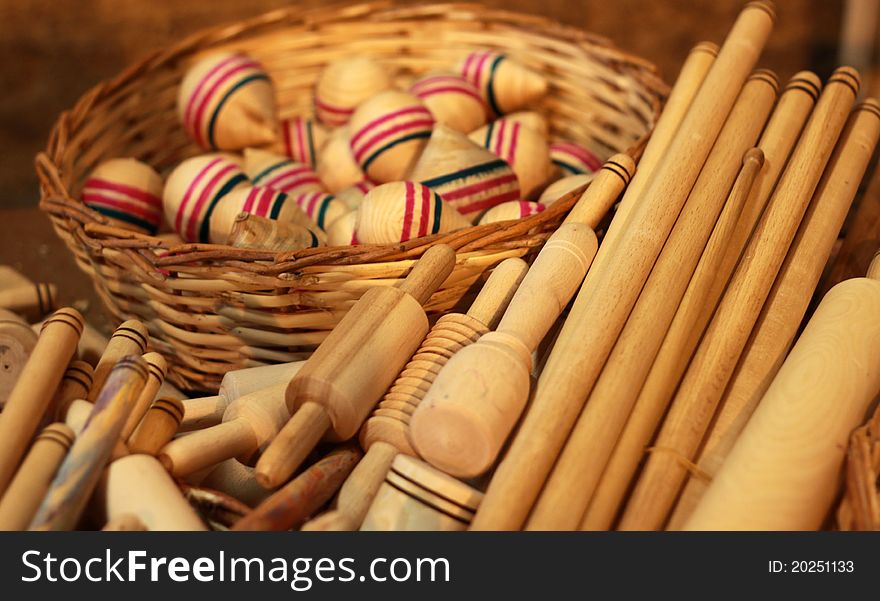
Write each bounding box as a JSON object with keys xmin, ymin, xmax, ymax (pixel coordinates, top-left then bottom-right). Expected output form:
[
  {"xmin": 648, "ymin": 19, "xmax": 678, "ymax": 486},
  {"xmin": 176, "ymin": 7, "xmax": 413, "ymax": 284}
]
[
  {"xmin": 335, "ymin": 180, "xmax": 375, "ymax": 211},
  {"xmin": 408, "ymin": 124, "xmax": 520, "ymax": 220},
  {"xmin": 317, "ymin": 126, "xmax": 365, "ymax": 193},
  {"xmin": 459, "ymin": 51, "xmax": 548, "ymax": 116},
  {"xmin": 470, "ymin": 118, "xmax": 553, "ymax": 198},
  {"xmin": 228, "ymin": 213, "xmax": 323, "ymax": 251},
  {"xmin": 243, "ymin": 148, "xmax": 324, "ymax": 195},
  {"xmin": 292, "ymin": 190, "xmax": 351, "ymax": 231},
  {"xmin": 356, "ymin": 181, "xmax": 471, "ymax": 244},
  {"xmin": 266, "ymin": 116, "xmax": 328, "ymax": 167},
  {"xmin": 477, "ymin": 200, "xmax": 544, "ymax": 225},
  {"xmin": 325, "ymin": 211, "xmax": 359, "ymax": 247},
  {"xmin": 314, "ymin": 57, "xmax": 393, "ymax": 127},
  {"xmin": 81, "ymin": 158, "xmax": 163, "ymax": 234},
  {"xmin": 178, "ymin": 52, "xmax": 278, "ymax": 150},
  {"xmin": 496, "ymin": 110, "xmax": 549, "ymax": 137},
  {"xmin": 163, "ymin": 154, "xmax": 249, "ymax": 243},
  {"xmin": 349, "ymin": 90, "xmax": 434, "ymax": 183},
  {"xmin": 409, "ymin": 71, "xmax": 488, "ymax": 133},
  {"xmin": 550, "ymin": 141, "xmax": 604, "ymax": 176},
  {"xmin": 0, "ymin": 309, "xmax": 38, "ymax": 409},
  {"xmin": 538, "ymin": 174, "xmax": 593, "ymax": 207},
  {"xmin": 207, "ymin": 186, "xmax": 314, "ymax": 245}
]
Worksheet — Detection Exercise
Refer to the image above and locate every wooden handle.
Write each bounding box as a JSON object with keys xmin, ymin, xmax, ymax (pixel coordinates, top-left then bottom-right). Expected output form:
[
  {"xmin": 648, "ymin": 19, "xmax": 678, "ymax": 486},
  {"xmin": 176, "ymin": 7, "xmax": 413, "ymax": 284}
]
[
  {"xmin": 0, "ymin": 313, "xmax": 38, "ymax": 410},
  {"xmin": 159, "ymin": 417, "xmax": 258, "ymax": 477},
  {"xmin": 88, "ymin": 320, "xmax": 148, "ymax": 402},
  {"xmin": 0, "ymin": 307, "xmax": 83, "ymax": 496},
  {"xmin": 52, "ymin": 360, "xmax": 93, "ymax": 420},
  {"xmin": 128, "ymin": 397, "xmax": 184, "ymax": 456},
  {"xmin": 179, "ymin": 394, "xmax": 226, "ymax": 432},
  {"xmin": 254, "ymin": 402, "xmax": 331, "ymax": 489},
  {"xmin": 333, "ymin": 441, "xmax": 398, "ymax": 530},
  {"xmin": 465, "ymin": 258, "xmax": 529, "ymax": 328},
  {"xmin": 121, "ymin": 352, "xmax": 167, "ymax": 440},
  {"xmin": 0, "ymin": 282, "xmax": 57, "ymax": 322},
  {"xmin": 30, "ymin": 355, "xmax": 147, "ymax": 530},
  {"xmin": 397, "ymin": 244, "xmax": 457, "ymax": 305},
  {"xmin": 219, "ymin": 360, "xmax": 307, "ymax": 402},
  {"xmin": 564, "ymin": 154, "xmax": 635, "ymax": 228}
]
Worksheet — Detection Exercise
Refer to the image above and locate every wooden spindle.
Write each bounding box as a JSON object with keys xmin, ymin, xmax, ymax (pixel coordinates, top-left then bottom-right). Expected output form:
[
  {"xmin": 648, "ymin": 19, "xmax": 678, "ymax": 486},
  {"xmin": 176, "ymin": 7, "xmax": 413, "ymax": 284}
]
[
  {"xmin": 120, "ymin": 352, "xmax": 166, "ymax": 440},
  {"xmin": 88, "ymin": 320, "xmax": 148, "ymax": 402},
  {"xmin": 51, "ymin": 360, "xmax": 93, "ymax": 420},
  {"xmin": 128, "ymin": 397, "xmax": 185, "ymax": 456},
  {"xmin": 0, "ymin": 282, "xmax": 57, "ymax": 322}
]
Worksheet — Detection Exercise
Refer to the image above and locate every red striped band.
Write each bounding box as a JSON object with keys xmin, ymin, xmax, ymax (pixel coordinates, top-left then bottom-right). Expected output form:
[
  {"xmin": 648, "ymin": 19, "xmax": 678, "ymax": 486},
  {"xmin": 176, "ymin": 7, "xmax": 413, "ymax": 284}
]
[
  {"xmin": 352, "ymin": 117, "xmax": 435, "ymax": 163},
  {"xmin": 81, "ymin": 193, "xmax": 162, "ymax": 223},
  {"xmin": 82, "ymin": 178, "xmax": 160, "ymax": 208},
  {"xmin": 176, "ymin": 157, "xmax": 223, "ymax": 234},
  {"xmin": 185, "ymin": 163, "xmax": 239, "ymax": 241}
]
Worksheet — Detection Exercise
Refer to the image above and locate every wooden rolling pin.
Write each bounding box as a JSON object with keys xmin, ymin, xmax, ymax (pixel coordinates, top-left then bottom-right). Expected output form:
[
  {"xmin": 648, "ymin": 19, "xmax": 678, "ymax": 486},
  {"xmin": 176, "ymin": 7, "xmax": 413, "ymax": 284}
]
[
  {"xmin": 0, "ymin": 423, "xmax": 75, "ymax": 531},
  {"xmin": 0, "ymin": 307, "xmax": 83, "ymax": 496},
  {"xmin": 51, "ymin": 360, "xmax": 93, "ymax": 420},
  {"xmin": 526, "ymin": 72, "xmax": 778, "ymax": 530},
  {"xmin": 581, "ymin": 70, "xmax": 822, "ymax": 531},
  {"xmin": 471, "ymin": 0, "xmax": 776, "ymax": 531},
  {"xmin": 619, "ymin": 67, "xmax": 860, "ymax": 530},
  {"xmin": 329, "ymin": 258, "xmax": 527, "ymax": 530},
  {"xmin": 0, "ymin": 265, "xmax": 33, "ymax": 290},
  {"xmin": 255, "ymin": 245, "xmax": 457, "ymax": 488},
  {"xmin": 670, "ymin": 98, "xmax": 880, "ymax": 528},
  {"xmin": 0, "ymin": 282, "xmax": 57, "ymax": 322},
  {"xmin": 0, "ymin": 309, "xmax": 38, "ymax": 409},
  {"xmin": 233, "ymin": 444, "xmax": 361, "ymax": 531},
  {"xmin": 128, "ymin": 397, "xmax": 185, "ymax": 456},
  {"xmin": 29, "ymin": 356, "xmax": 147, "ymax": 530},
  {"xmin": 88, "ymin": 320, "xmax": 148, "ymax": 402},
  {"xmin": 120, "ymin": 352, "xmax": 167, "ymax": 440},
  {"xmin": 684, "ymin": 267, "xmax": 880, "ymax": 530},
  {"xmin": 180, "ymin": 360, "xmax": 306, "ymax": 432},
  {"xmin": 197, "ymin": 459, "xmax": 273, "ymax": 508}
]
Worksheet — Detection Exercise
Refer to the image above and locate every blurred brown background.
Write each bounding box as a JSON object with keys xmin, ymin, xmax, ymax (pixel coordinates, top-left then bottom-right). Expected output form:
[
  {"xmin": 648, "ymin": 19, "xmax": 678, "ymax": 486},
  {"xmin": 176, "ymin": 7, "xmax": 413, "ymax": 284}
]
[{"xmin": 0, "ymin": 0, "xmax": 860, "ymax": 328}]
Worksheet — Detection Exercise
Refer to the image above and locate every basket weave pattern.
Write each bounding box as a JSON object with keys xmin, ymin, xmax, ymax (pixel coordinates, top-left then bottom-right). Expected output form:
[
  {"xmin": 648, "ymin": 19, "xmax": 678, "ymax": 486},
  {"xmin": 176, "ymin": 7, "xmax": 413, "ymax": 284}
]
[{"xmin": 37, "ymin": 1, "xmax": 666, "ymax": 392}]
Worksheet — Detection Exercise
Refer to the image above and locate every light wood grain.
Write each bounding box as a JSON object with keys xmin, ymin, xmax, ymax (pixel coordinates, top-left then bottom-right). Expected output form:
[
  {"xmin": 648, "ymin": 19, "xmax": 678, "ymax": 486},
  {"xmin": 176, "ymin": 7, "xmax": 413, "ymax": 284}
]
[{"xmin": 87, "ymin": 320, "xmax": 148, "ymax": 402}]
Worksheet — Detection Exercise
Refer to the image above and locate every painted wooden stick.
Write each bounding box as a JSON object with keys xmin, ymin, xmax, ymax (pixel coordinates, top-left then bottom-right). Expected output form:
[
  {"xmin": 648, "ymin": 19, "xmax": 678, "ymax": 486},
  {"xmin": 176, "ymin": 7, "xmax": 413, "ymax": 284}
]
[
  {"xmin": 51, "ymin": 360, "xmax": 93, "ymax": 420},
  {"xmin": 0, "ymin": 423, "xmax": 75, "ymax": 531},
  {"xmin": 120, "ymin": 352, "xmax": 167, "ymax": 440},
  {"xmin": 98, "ymin": 454, "xmax": 207, "ymax": 531},
  {"xmin": 580, "ymin": 71, "xmax": 822, "ymax": 531},
  {"xmin": 0, "ymin": 309, "xmax": 38, "ymax": 409},
  {"xmin": 471, "ymin": 1, "xmax": 775, "ymax": 530},
  {"xmin": 88, "ymin": 320, "xmax": 148, "ymax": 402},
  {"xmin": 0, "ymin": 282, "xmax": 57, "ymax": 322},
  {"xmin": 684, "ymin": 269, "xmax": 880, "ymax": 530},
  {"xmin": 128, "ymin": 397, "xmax": 185, "ymax": 456},
  {"xmin": 0, "ymin": 307, "xmax": 82, "ymax": 496},
  {"xmin": 526, "ymin": 71, "xmax": 778, "ymax": 530},
  {"xmin": 255, "ymin": 245, "xmax": 456, "ymax": 488},
  {"xmin": 29, "ymin": 355, "xmax": 147, "ymax": 530},
  {"xmin": 669, "ymin": 98, "xmax": 880, "ymax": 528},
  {"xmin": 619, "ymin": 67, "xmax": 860, "ymax": 531},
  {"xmin": 232, "ymin": 444, "xmax": 362, "ymax": 531}
]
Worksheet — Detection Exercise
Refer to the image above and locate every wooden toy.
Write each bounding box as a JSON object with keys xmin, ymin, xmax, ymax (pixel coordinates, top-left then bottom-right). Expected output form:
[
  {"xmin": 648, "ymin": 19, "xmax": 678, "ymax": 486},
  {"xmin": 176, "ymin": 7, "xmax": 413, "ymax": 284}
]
[
  {"xmin": 458, "ymin": 51, "xmax": 548, "ymax": 115},
  {"xmin": 619, "ymin": 67, "xmax": 859, "ymax": 531},
  {"xmin": 317, "ymin": 126, "xmax": 365, "ymax": 193},
  {"xmin": 349, "ymin": 90, "xmax": 434, "ymax": 183},
  {"xmin": 469, "ymin": 118, "xmax": 553, "ymax": 198},
  {"xmin": 120, "ymin": 352, "xmax": 167, "ymax": 441},
  {"xmin": 265, "ymin": 116, "xmax": 327, "ymax": 167},
  {"xmin": 232, "ymin": 444, "xmax": 361, "ymax": 531},
  {"xmin": 670, "ymin": 98, "xmax": 880, "ymax": 528},
  {"xmin": 88, "ymin": 319, "xmax": 149, "ymax": 402},
  {"xmin": 244, "ymin": 148, "xmax": 323, "ymax": 194},
  {"xmin": 331, "ymin": 259, "xmax": 527, "ymax": 530},
  {"xmin": 550, "ymin": 141, "xmax": 604, "ymax": 176},
  {"xmin": 685, "ymin": 272, "xmax": 880, "ymax": 530},
  {"xmin": 355, "ymin": 181, "xmax": 470, "ymax": 244},
  {"xmin": 227, "ymin": 212, "xmax": 323, "ymax": 251},
  {"xmin": 314, "ymin": 57, "xmax": 392, "ymax": 127},
  {"xmin": 30, "ymin": 355, "xmax": 147, "ymax": 530},
  {"xmin": 62, "ymin": 399, "xmax": 129, "ymax": 462},
  {"xmin": 128, "ymin": 397, "xmax": 185, "ymax": 456},
  {"xmin": 0, "ymin": 423, "xmax": 75, "ymax": 531},
  {"xmin": 178, "ymin": 52, "xmax": 278, "ymax": 150},
  {"xmin": 527, "ymin": 71, "xmax": 777, "ymax": 530},
  {"xmin": 291, "ymin": 190, "xmax": 351, "ymax": 231},
  {"xmin": 325, "ymin": 211, "xmax": 359, "ymax": 247},
  {"xmin": 335, "ymin": 180, "xmax": 374, "ymax": 211},
  {"xmin": 489, "ymin": 110, "xmax": 548, "ymax": 137},
  {"xmin": 98, "ymin": 454, "xmax": 207, "ymax": 531},
  {"xmin": 255, "ymin": 245, "xmax": 456, "ymax": 488},
  {"xmin": 0, "ymin": 266, "xmax": 33, "ymax": 290},
  {"xmin": 0, "ymin": 307, "xmax": 83, "ymax": 496},
  {"xmin": 477, "ymin": 201, "xmax": 544, "ymax": 225},
  {"xmin": 0, "ymin": 282, "xmax": 57, "ymax": 322},
  {"xmin": 81, "ymin": 158, "xmax": 164, "ymax": 234},
  {"xmin": 538, "ymin": 174, "xmax": 592, "ymax": 207},
  {"xmin": 101, "ymin": 514, "xmax": 147, "ymax": 531},
  {"xmin": 471, "ymin": 2, "xmax": 775, "ymax": 530},
  {"xmin": 580, "ymin": 71, "xmax": 822, "ymax": 531},
  {"xmin": 408, "ymin": 124, "xmax": 520, "ymax": 220},
  {"xmin": 361, "ymin": 455, "xmax": 483, "ymax": 531},
  {"xmin": 0, "ymin": 309, "xmax": 38, "ymax": 409},
  {"xmin": 209, "ymin": 186, "xmax": 323, "ymax": 244},
  {"xmin": 179, "ymin": 360, "xmax": 306, "ymax": 432},
  {"xmin": 198, "ymin": 459, "xmax": 273, "ymax": 508},
  {"xmin": 409, "ymin": 71, "xmax": 488, "ymax": 133},
  {"xmin": 163, "ymin": 154, "xmax": 249, "ymax": 243},
  {"xmin": 51, "ymin": 360, "xmax": 94, "ymax": 420}
]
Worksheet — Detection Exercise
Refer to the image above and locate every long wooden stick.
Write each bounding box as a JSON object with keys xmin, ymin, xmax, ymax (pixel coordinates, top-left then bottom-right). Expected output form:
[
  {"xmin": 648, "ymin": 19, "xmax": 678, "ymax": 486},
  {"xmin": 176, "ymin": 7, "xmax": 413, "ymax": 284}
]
[
  {"xmin": 668, "ymin": 98, "xmax": 880, "ymax": 528},
  {"xmin": 471, "ymin": 0, "xmax": 776, "ymax": 531},
  {"xmin": 580, "ymin": 71, "xmax": 822, "ymax": 531},
  {"xmin": 619, "ymin": 67, "xmax": 860, "ymax": 530}
]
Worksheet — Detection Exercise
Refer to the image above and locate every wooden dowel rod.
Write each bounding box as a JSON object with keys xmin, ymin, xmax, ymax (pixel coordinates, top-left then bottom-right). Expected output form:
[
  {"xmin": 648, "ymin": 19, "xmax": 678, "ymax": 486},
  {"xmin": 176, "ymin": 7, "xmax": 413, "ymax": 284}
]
[
  {"xmin": 619, "ymin": 67, "xmax": 860, "ymax": 531},
  {"xmin": 88, "ymin": 320, "xmax": 148, "ymax": 402},
  {"xmin": 0, "ymin": 309, "xmax": 38, "ymax": 409},
  {"xmin": 471, "ymin": 0, "xmax": 776, "ymax": 531},
  {"xmin": 0, "ymin": 282, "xmax": 57, "ymax": 322},
  {"xmin": 52, "ymin": 360, "xmax": 93, "ymax": 421},
  {"xmin": 128, "ymin": 397, "xmax": 185, "ymax": 456},
  {"xmin": 121, "ymin": 352, "xmax": 167, "ymax": 440}
]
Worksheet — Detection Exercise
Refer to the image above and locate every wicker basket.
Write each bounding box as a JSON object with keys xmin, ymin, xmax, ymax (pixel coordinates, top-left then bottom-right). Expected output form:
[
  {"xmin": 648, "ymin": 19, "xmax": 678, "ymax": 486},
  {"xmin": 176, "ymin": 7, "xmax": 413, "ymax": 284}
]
[
  {"xmin": 37, "ymin": 1, "xmax": 666, "ymax": 392},
  {"xmin": 837, "ymin": 403, "xmax": 880, "ymax": 530}
]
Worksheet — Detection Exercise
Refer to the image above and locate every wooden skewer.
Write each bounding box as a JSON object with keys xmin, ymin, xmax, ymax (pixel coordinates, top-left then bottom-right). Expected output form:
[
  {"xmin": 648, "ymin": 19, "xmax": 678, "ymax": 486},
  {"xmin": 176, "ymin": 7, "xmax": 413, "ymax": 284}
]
[
  {"xmin": 669, "ymin": 98, "xmax": 880, "ymax": 528},
  {"xmin": 0, "ymin": 282, "xmax": 57, "ymax": 322},
  {"xmin": 0, "ymin": 423, "xmax": 75, "ymax": 531},
  {"xmin": 525, "ymin": 71, "xmax": 778, "ymax": 530},
  {"xmin": 30, "ymin": 355, "xmax": 147, "ymax": 530},
  {"xmin": 51, "ymin": 360, "xmax": 93, "ymax": 420},
  {"xmin": 232, "ymin": 444, "xmax": 362, "ymax": 531},
  {"xmin": 618, "ymin": 67, "xmax": 861, "ymax": 531},
  {"xmin": 255, "ymin": 245, "xmax": 456, "ymax": 489},
  {"xmin": 471, "ymin": 0, "xmax": 776, "ymax": 531},
  {"xmin": 0, "ymin": 307, "xmax": 83, "ymax": 496},
  {"xmin": 120, "ymin": 352, "xmax": 167, "ymax": 441},
  {"xmin": 128, "ymin": 397, "xmax": 185, "ymax": 456},
  {"xmin": 88, "ymin": 320, "xmax": 148, "ymax": 402},
  {"xmin": 580, "ymin": 71, "xmax": 822, "ymax": 531},
  {"xmin": 684, "ymin": 264, "xmax": 880, "ymax": 530},
  {"xmin": 0, "ymin": 309, "xmax": 38, "ymax": 409}
]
